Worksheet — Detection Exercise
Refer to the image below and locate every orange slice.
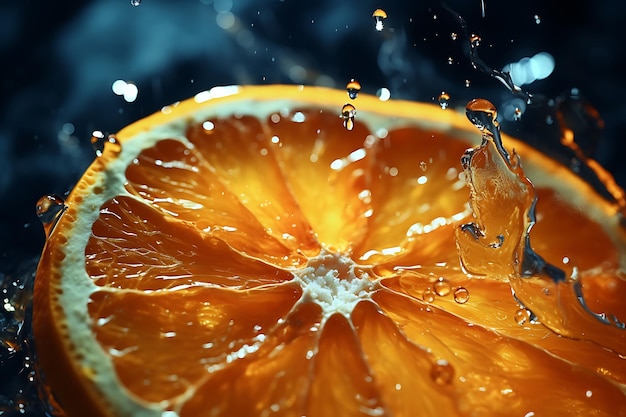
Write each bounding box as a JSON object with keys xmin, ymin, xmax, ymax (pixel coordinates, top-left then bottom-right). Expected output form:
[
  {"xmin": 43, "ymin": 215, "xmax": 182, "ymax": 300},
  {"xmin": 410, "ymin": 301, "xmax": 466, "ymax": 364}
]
[{"xmin": 33, "ymin": 85, "xmax": 626, "ymax": 417}]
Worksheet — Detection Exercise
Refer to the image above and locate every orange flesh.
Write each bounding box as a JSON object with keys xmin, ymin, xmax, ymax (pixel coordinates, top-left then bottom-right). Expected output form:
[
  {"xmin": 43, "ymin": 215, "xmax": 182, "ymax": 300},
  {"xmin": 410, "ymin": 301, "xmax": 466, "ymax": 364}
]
[{"xmin": 34, "ymin": 89, "xmax": 626, "ymax": 417}]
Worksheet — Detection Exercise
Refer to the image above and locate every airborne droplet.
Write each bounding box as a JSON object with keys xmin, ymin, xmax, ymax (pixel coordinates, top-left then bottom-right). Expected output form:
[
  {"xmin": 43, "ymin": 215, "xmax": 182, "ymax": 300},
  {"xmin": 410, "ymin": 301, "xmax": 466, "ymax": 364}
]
[
  {"xmin": 372, "ymin": 9, "xmax": 387, "ymax": 31},
  {"xmin": 36, "ymin": 194, "xmax": 67, "ymax": 238},
  {"xmin": 438, "ymin": 92, "xmax": 451, "ymax": 109},
  {"xmin": 346, "ymin": 79, "xmax": 361, "ymax": 100},
  {"xmin": 453, "ymin": 287, "xmax": 470, "ymax": 304},
  {"xmin": 341, "ymin": 103, "xmax": 356, "ymax": 131},
  {"xmin": 91, "ymin": 131, "xmax": 122, "ymax": 157},
  {"xmin": 466, "ymin": 98, "xmax": 498, "ymax": 133},
  {"xmin": 130, "ymin": 0, "xmax": 141, "ymax": 6}
]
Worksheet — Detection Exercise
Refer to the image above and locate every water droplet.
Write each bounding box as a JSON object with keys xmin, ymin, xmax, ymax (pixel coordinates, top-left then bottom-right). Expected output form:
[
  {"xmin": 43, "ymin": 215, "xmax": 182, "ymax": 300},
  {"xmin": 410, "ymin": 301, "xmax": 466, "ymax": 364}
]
[
  {"xmin": 438, "ymin": 92, "xmax": 451, "ymax": 109},
  {"xmin": 346, "ymin": 79, "xmax": 361, "ymax": 99},
  {"xmin": 422, "ymin": 288, "xmax": 436, "ymax": 303},
  {"xmin": 433, "ymin": 277, "xmax": 451, "ymax": 297},
  {"xmin": 447, "ymin": 56, "xmax": 454, "ymax": 65},
  {"xmin": 464, "ymin": 79, "xmax": 471, "ymax": 88},
  {"xmin": 419, "ymin": 161, "xmax": 427, "ymax": 171},
  {"xmin": 450, "ymin": 32, "xmax": 458, "ymax": 41},
  {"xmin": 130, "ymin": 0, "xmax": 141, "ymax": 6},
  {"xmin": 514, "ymin": 308, "xmax": 530, "ymax": 325},
  {"xmin": 470, "ymin": 34, "xmax": 481, "ymax": 48},
  {"xmin": 430, "ymin": 359, "xmax": 454, "ymax": 385},
  {"xmin": 466, "ymin": 98, "xmax": 498, "ymax": 133},
  {"xmin": 533, "ymin": 14, "xmax": 541, "ymax": 24},
  {"xmin": 91, "ymin": 131, "xmax": 122, "ymax": 157},
  {"xmin": 513, "ymin": 107, "xmax": 523, "ymax": 121},
  {"xmin": 453, "ymin": 287, "xmax": 470, "ymax": 304},
  {"xmin": 372, "ymin": 9, "xmax": 387, "ymax": 31},
  {"xmin": 341, "ymin": 103, "xmax": 356, "ymax": 131},
  {"xmin": 36, "ymin": 194, "xmax": 66, "ymax": 238}
]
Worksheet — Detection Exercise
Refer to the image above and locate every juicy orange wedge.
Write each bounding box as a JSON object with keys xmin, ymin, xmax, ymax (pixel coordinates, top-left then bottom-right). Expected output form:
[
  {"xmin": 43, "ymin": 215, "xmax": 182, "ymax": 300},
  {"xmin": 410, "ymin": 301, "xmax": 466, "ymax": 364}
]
[{"xmin": 33, "ymin": 85, "xmax": 626, "ymax": 417}]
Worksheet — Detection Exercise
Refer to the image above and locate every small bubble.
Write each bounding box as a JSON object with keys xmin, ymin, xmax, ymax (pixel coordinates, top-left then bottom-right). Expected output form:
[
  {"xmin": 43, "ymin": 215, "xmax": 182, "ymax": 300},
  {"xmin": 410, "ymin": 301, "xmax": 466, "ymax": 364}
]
[
  {"xmin": 36, "ymin": 194, "xmax": 67, "ymax": 238},
  {"xmin": 453, "ymin": 287, "xmax": 470, "ymax": 304},
  {"xmin": 346, "ymin": 79, "xmax": 361, "ymax": 99},
  {"xmin": 514, "ymin": 308, "xmax": 530, "ymax": 325},
  {"xmin": 130, "ymin": 0, "xmax": 141, "ymax": 6},
  {"xmin": 438, "ymin": 92, "xmax": 451, "ymax": 109},
  {"xmin": 422, "ymin": 288, "xmax": 436, "ymax": 303},
  {"xmin": 430, "ymin": 359, "xmax": 454, "ymax": 385},
  {"xmin": 433, "ymin": 277, "xmax": 451, "ymax": 297},
  {"xmin": 372, "ymin": 9, "xmax": 387, "ymax": 31},
  {"xmin": 341, "ymin": 103, "xmax": 356, "ymax": 131}
]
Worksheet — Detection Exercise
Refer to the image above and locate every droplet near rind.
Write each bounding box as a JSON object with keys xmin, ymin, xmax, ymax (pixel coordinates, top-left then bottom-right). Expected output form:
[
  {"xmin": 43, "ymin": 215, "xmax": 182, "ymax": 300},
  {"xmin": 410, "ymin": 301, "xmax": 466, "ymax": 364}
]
[
  {"xmin": 433, "ymin": 277, "xmax": 451, "ymax": 297},
  {"xmin": 36, "ymin": 194, "xmax": 67, "ymax": 238},
  {"xmin": 341, "ymin": 103, "xmax": 356, "ymax": 131},
  {"xmin": 430, "ymin": 359, "xmax": 454, "ymax": 385}
]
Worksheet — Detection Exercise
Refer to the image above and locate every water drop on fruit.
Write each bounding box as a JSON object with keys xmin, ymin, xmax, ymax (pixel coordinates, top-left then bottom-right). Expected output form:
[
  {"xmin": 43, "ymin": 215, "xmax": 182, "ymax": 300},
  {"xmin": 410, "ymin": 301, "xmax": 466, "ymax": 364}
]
[
  {"xmin": 514, "ymin": 308, "xmax": 530, "ymax": 325},
  {"xmin": 346, "ymin": 79, "xmax": 361, "ymax": 99},
  {"xmin": 422, "ymin": 288, "xmax": 436, "ymax": 303},
  {"xmin": 36, "ymin": 194, "xmax": 66, "ymax": 238},
  {"xmin": 341, "ymin": 103, "xmax": 356, "ymax": 131},
  {"xmin": 438, "ymin": 92, "xmax": 450, "ymax": 109},
  {"xmin": 430, "ymin": 359, "xmax": 454, "ymax": 385},
  {"xmin": 372, "ymin": 9, "xmax": 387, "ymax": 31},
  {"xmin": 433, "ymin": 277, "xmax": 451, "ymax": 297},
  {"xmin": 453, "ymin": 287, "xmax": 470, "ymax": 304}
]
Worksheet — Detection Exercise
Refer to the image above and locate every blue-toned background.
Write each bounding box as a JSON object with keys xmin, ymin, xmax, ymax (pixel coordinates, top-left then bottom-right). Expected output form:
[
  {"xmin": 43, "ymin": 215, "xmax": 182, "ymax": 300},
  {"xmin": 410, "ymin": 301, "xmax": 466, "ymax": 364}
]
[{"xmin": 1, "ymin": 0, "xmax": 625, "ymax": 413}]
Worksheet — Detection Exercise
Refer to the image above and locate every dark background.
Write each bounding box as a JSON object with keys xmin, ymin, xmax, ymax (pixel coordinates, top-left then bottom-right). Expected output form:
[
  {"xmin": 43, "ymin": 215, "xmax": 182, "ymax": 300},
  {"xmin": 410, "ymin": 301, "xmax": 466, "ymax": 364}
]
[
  {"xmin": 2, "ymin": 0, "xmax": 626, "ymax": 268},
  {"xmin": 1, "ymin": 0, "xmax": 625, "ymax": 414}
]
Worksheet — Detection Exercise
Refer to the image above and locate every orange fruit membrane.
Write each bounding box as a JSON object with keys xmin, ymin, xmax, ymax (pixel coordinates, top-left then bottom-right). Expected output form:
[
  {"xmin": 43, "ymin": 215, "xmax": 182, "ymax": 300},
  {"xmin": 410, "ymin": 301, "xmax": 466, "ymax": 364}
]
[{"xmin": 33, "ymin": 85, "xmax": 626, "ymax": 417}]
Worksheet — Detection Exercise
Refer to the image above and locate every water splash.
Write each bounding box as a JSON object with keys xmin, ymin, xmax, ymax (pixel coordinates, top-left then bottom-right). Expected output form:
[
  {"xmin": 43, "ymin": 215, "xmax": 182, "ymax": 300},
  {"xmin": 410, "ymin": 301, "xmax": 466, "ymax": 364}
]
[
  {"xmin": 457, "ymin": 97, "xmax": 626, "ymax": 354},
  {"xmin": 91, "ymin": 131, "xmax": 122, "ymax": 157}
]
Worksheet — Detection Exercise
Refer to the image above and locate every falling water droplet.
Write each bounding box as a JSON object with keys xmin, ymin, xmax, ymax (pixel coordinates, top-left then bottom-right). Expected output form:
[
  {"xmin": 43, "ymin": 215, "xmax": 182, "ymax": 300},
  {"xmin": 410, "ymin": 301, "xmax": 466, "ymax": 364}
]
[
  {"xmin": 513, "ymin": 107, "xmax": 523, "ymax": 121},
  {"xmin": 466, "ymin": 98, "xmax": 498, "ymax": 133},
  {"xmin": 36, "ymin": 194, "xmax": 66, "ymax": 238},
  {"xmin": 346, "ymin": 79, "xmax": 361, "ymax": 100},
  {"xmin": 130, "ymin": 0, "xmax": 141, "ymax": 6},
  {"xmin": 372, "ymin": 9, "xmax": 387, "ymax": 31},
  {"xmin": 433, "ymin": 277, "xmax": 451, "ymax": 296},
  {"xmin": 470, "ymin": 34, "xmax": 481, "ymax": 48},
  {"xmin": 450, "ymin": 32, "xmax": 458, "ymax": 41},
  {"xmin": 341, "ymin": 103, "xmax": 356, "ymax": 131},
  {"xmin": 438, "ymin": 92, "xmax": 451, "ymax": 109},
  {"xmin": 453, "ymin": 287, "xmax": 470, "ymax": 304},
  {"xmin": 422, "ymin": 288, "xmax": 436, "ymax": 303},
  {"xmin": 91, "ymin": 131, "xmax": 122, "ymax": 157},
  {"xmin": 533, "ymin": 14, "xmax": 541, "ymax": 24},
  {"xmin": 514, "ymin": 308, "xmax": 530, "ymax": 325},
  {"xmin": 430, "ymin": 359, "xmax": 454, "ymax": 385}
]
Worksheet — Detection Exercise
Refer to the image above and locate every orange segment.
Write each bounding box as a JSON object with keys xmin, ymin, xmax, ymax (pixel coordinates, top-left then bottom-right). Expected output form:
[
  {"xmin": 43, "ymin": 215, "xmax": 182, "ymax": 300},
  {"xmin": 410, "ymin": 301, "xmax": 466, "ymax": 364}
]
[{"xmin": 32, "ymin": 85, "xmax": 626, "ymax": 417}]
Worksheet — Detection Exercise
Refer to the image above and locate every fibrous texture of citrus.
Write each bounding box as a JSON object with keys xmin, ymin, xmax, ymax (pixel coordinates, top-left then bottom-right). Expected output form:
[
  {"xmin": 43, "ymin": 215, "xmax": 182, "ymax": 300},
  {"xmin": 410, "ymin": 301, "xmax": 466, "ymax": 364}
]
[{"xmin": 33, "ymin": 85, "xmax": 626, "ymax": 417}]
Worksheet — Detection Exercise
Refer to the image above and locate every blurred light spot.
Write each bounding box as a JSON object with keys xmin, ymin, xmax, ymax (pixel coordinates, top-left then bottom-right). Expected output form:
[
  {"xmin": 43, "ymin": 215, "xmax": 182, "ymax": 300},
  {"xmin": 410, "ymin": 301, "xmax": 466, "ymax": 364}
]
[
  {"xmin": 236, "ymin": 29, "xmax": 254, "ymax": 48},
  {"xmin": 417, "ymin": 175, "xmax": 428, "ymax": 185},
  {"xmin": 111, "ymin": 79, "xmax": 139, "ymax": 102},
  {"xmin": 216, "ymin": 12, "xmax": 235, "ymax": 30},
  {"xmin": 377, "ymin": 87, "xmax": 391, "ymax": 101},
  {"xmin": 213, "ymin": 0, "xmax": 233, "ymax": 12},
  {"xmin": 288, "ymin": 65, "xmax": 307, "ymax": 83},
  {"xmin": 202, "ymin": 121, "xmax": 215, "ymax": 131},
  {"xmin": 62, "ymin": 123, "xmax": 75, "ymax": 135},
  {"xmin": 503, "ymin": 52, "xmax": 554, "ymax": 86},
  {"xmin": 501, "ymin": 97, "xmax": 527, "ymax": 121}
]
